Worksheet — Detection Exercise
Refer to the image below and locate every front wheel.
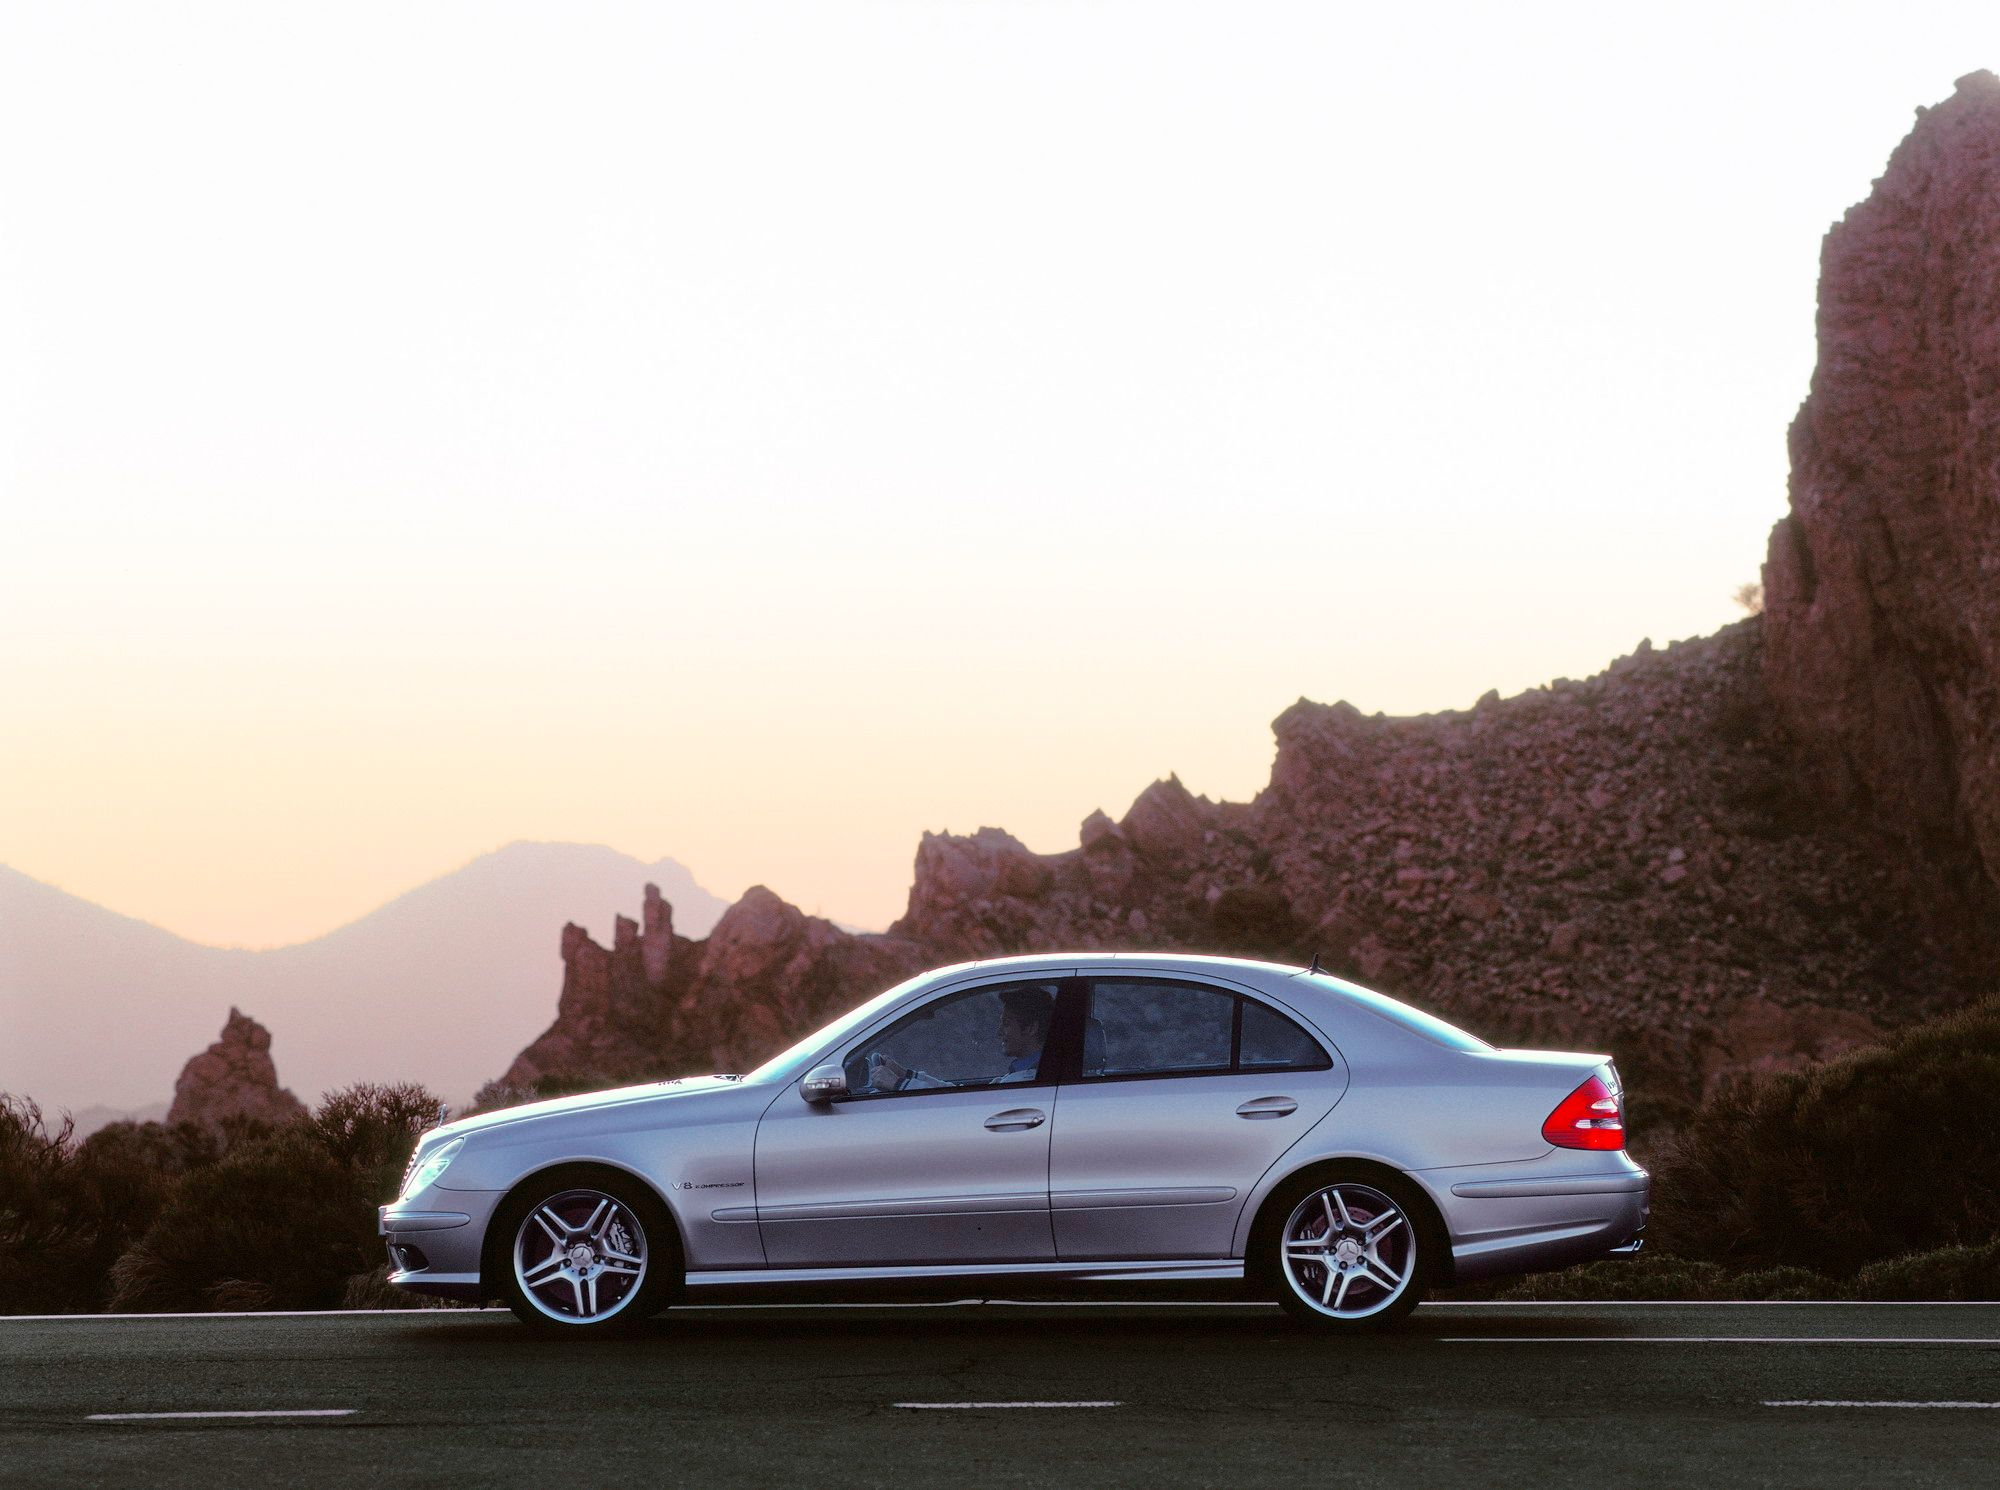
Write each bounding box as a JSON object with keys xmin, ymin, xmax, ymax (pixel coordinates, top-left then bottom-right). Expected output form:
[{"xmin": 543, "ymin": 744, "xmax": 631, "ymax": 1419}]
[
  {"xmin": 492, "ymin": 1167, "xmax": 680, "ymax": 1333},
  {"xmin": 1267, "ymin": 1170, "xmax": 1429, "ymax": 1331}
]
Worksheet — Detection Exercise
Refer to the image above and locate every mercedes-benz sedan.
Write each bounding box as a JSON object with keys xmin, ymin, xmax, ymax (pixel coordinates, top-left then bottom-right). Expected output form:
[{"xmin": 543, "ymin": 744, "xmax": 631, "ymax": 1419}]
[{"xmin": 382, "ymin": 954, "xmax": 1647, "ymax": 1332}]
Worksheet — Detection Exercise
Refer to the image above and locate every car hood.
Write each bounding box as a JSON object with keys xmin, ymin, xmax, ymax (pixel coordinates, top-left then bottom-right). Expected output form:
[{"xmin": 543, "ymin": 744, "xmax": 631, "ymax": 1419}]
[{"xmin": 430, "ymin": 1075, "xmax": 746, "ymax": 1140}]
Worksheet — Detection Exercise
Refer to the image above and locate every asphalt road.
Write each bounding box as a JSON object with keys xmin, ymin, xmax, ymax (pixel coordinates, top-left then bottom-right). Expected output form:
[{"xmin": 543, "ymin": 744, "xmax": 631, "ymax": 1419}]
[{"xmin": 2, "ymin": 1301, "xmax": 1996, "ymax": 1489}]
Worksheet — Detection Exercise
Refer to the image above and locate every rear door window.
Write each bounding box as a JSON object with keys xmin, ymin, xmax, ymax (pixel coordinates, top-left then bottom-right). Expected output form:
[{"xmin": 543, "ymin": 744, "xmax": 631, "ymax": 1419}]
[
  {"xmin": 1081, "ymin": 979, "xmax": 1330, "ymax": 1079},
  {"xmin": 1085, "ymin": 979, "xmax": 1235, "ymax": 1077}
]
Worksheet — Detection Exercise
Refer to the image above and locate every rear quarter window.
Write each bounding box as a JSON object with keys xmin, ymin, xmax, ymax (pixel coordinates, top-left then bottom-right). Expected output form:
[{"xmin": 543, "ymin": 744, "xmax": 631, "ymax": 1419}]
[{"xmin": 1239, "ymin": 999, "xmax": 1330, "ymax": 1068}]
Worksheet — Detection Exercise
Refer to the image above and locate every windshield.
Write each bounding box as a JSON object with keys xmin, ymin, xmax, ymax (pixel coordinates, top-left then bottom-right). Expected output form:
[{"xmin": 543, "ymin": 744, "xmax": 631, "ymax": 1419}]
[
  {"xmin": 742, "ymin": 970, "xmax": 940, "ymax": 1083},
  {"xmin": 1297, "ymin": 973, "xmax": 1493, "ymax": 1052}
]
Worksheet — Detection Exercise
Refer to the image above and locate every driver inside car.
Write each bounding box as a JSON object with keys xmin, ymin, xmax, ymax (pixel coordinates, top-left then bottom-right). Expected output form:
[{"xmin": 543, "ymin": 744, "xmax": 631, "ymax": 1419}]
[{"xmin": 867, "ymin": 986, "xmax": 1052, "ymax": 1093}]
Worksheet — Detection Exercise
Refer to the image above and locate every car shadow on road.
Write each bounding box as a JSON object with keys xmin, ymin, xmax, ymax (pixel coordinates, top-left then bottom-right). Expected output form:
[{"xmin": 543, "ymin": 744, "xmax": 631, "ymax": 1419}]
[{"xmin": 380, "ymin": 1300, "xmax": 1572, "ymax": 1354}]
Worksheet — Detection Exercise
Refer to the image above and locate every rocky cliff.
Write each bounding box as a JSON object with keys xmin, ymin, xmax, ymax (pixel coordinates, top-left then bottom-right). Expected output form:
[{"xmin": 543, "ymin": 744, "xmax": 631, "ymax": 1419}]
[
  {"xmin": 497, "ymin": 622, "xmax": 1971, "ymax": 1112},
  {"xmin": 166, "ymin": 1008, "xmax": 308, "ymax": 1130},
  {"xmin": 496, "ymin": 76, "xmax": 2000, "ymax": 1112},
  {"xmin": 498, "ymin": 884, "xmax": 928, "ymax": 1093},
  {"xmin": 1764, "ymin": 69, "xmax": 2000, "ymax": 970}
]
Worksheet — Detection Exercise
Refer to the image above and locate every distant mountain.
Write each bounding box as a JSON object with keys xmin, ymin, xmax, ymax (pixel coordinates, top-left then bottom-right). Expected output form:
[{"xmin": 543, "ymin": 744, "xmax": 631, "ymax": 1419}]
[
  {"xmin": 0, "ymin": 843, "xmax": 728, "ymax": 1116},
  {"xmin": 67, "ymin": 1101, "xmax": 171, "ymax": 1138}
]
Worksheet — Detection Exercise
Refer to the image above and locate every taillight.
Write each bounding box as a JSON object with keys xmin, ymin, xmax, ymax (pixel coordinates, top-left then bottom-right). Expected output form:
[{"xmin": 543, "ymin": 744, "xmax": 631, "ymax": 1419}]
[{"xmin": 1542, "ymin": 1073, "xmax": 1625, "ymax": 1150}]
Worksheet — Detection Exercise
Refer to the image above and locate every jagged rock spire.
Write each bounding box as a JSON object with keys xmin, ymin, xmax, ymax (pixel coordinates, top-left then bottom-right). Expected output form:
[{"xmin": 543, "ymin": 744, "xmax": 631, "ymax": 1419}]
[{"xmin": 166, "ymin": 1007, "xmax": 307, "ymax": 1130}]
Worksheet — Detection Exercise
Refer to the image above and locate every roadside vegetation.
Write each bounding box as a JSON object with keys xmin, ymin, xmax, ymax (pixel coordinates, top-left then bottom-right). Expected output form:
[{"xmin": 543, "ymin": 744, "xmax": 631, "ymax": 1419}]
[
  {"xmin": 1494, "ymin": 994, "xmax": 2000, "ymax": 1301},
  {"xmin": 0, "ymin": 1083, "xmax": 439, "ymax": 1314},
  {"xmin": 3, "ymin": 998, "xmax": 1996, "ymax": 1313}
]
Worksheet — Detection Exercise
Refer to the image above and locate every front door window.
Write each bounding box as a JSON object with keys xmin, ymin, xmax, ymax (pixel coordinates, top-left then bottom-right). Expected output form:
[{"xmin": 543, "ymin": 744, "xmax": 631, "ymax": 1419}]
[{"xmin": 845, "ymin": 981, "xmax": 1059, "ymax": 1095}]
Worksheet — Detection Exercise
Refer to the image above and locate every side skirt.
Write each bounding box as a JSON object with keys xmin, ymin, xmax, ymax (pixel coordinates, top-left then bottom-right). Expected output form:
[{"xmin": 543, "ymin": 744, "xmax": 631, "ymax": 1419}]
[{"xmin": 684, "ymin": 1259, "xmax": 1247, "ymax": 1290}]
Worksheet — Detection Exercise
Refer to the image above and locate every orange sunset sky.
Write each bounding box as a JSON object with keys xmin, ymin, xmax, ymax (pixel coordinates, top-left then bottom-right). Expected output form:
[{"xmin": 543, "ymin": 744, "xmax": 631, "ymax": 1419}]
[{"xmin": 4, "ymin": 2, "xmax": 1995, "ymax": 947}]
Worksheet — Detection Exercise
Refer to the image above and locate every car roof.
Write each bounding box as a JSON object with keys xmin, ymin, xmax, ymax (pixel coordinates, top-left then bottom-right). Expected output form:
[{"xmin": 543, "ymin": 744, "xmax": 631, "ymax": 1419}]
[
  {"xmin": 933, "ymin": 950, "xmax": 1309, "ymax": 982},
  {"xmin": 932, "ymin": 952, "xmax": 1494, "ymax": 1054}
]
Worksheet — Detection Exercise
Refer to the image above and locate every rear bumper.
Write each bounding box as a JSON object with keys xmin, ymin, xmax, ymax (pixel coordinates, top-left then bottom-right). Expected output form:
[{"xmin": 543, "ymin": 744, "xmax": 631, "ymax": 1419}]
[{"xmin": 1420, "ymin": 1154, "xmax": 1650, "ymax": 1283}]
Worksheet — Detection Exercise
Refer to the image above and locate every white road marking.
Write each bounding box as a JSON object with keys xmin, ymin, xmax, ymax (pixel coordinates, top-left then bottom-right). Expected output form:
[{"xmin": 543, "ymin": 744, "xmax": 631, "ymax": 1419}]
[
  {"xmin": 87, "ymin": 1409, "xmax": 356, "ymax": 1421},
  {"xmin": 1419, "ymin": 1300, "xmax": 2000, "ymax": 1308},
  {"xmin": 1765, "ymin": 1401, "xmax": 2000, "ymax": 1409},
  {"xmin": 1, "ymin": 1308, "xmax": 502, "ymax": 1323},
  {"xmin": 1445, "ymin": 1336, "xmax": 2000, "ymax": 1345},
  {"xmin": 4, "ymin": 1301, "xmax": 1995, "ymax": 1324},
  {"xmin": 894, "ymin": 1401, "xmax": 1122, "ymax": 1410},
  {"xmin": 979, "ymin": 1300, "xmax": 1270, "ymax": 1309}
]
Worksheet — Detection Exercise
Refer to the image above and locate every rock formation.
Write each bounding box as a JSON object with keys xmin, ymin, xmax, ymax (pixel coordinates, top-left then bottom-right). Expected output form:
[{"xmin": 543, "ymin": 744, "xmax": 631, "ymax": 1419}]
[
  {"xmin": 498, "ymin": 883, "xmax": 927, "ymax": 1093},
  {"xmin": 494, "ymin": 618, "xmax": 1978, "ymax": 1109},
  {"xmin": 496, "ymin": 75, "xmax": 2000, "ymax": 1111},
  {"xmin": 1764, "ymin": 70, "xmax": 2000, "ymax": 972},
  {"xmin": 166, "ymin": 1007, "xmax": 307, "ymax": 1130}
]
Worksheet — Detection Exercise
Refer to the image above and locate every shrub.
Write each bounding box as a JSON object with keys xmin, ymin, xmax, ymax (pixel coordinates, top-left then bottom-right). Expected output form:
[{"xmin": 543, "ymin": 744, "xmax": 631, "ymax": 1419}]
[
  {"xmin": 65, "ymin": 1120, "xmax": 221, "ymax": 1299},
  {"xmin": 1495, "ymin": 1244, "xmax": 2000, "ymax": 1302},
  {"xmin": 1204, "ymin": 885, "xmax": 1308, "ymax": 959},
  {"xmin": 1845, "ymin": 1239, "xmax": 2000, "ymax": 1301},
  {"xmin": 1494, "ymin": 1255, "xmax": 1838, "ymax": 1302},
  {"xmin": 312, "ymin": 1082, "xmax": 445, "ymax": 1198},
  {"xmin": 1648, "ymin": 995, "xmax": 2000, "ymax": 1275},
  {"xmin": 107, "ymin": 1126, "xmax": 366, "ymax": 1312},
  {"xmin": 0, "ymin": 1103, "xmax": 238, "ymax": 1315},
  {"xmin": 106, "ymin": 1083, "xmax": 441, "ymax": 1313},
  {"xmin": 0, "ymin": 1098, "xmax": 89, "ymax": 1314}
]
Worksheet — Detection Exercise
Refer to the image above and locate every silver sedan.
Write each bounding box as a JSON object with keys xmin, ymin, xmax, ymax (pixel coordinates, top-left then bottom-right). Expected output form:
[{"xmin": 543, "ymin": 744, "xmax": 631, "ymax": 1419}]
[{"xmin": 382, "ymin": 954, "xmax": 1648, "ymax": 1333}]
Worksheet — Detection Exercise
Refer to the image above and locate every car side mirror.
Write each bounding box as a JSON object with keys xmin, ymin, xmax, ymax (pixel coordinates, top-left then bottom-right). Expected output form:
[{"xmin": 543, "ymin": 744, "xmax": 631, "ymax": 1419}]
[{"xmin": 800, "ymin": 1064, "xmax": 849, "ymax": 1104}]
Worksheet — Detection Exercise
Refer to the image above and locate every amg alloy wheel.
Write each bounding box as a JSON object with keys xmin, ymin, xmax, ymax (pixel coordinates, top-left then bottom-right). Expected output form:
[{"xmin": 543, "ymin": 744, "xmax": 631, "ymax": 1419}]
[
  {"xmin": 493, "ymin": 1169, "xmax": 678, "ymax": 1332},
  {"xmin": 1270, "ymin": 1173, "xmax": 1426, "ymax": 1330}
]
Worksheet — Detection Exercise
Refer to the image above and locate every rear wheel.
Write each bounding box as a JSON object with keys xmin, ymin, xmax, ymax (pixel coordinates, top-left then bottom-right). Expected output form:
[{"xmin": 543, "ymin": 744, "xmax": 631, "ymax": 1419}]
[
  {"xmin": 1267, "ymin": 1169, "xmax": 1429, "ymax": 1331},
  {"xmin": 492, "ymin": 1167, "xmax": 679, "ymax": 1333}
]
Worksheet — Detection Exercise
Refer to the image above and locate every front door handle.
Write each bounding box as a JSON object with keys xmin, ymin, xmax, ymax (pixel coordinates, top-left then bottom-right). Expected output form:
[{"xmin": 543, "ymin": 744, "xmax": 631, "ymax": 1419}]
[
  {"xmin": 985, "ymin": 1108, "xmax": 1046, "ymax": 1131},
  {"xmin": 1236, "ymin": 1096, "xmax": 1298, "ymax": 1120}
]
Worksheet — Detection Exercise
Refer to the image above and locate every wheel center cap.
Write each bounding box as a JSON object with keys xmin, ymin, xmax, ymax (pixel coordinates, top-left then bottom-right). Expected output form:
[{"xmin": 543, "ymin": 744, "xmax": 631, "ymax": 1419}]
[
  {"xmin": 566, "ymin": 1244, "xmax": 595, "ymax": 1270},
  {"xmin": 1334, "ymin": 1238, "xmax": 1363, "ymax": 1264}
]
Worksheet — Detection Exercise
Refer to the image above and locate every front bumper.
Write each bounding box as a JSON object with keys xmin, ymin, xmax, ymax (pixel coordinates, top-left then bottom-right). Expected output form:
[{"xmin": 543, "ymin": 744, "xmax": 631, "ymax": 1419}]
[{"xmin": 379, "ymin": 1190, "xmax": 504, "ymax": 1303}]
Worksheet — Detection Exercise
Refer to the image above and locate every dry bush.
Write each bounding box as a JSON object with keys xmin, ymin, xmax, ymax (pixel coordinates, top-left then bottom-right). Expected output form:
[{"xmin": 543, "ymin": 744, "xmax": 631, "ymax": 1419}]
[
  {"xmin": 312, "ymin": 1081, "xmax": 445, "ymax": 1205},
  {"xmin": 0, "ymin": 1102, "xmax": 234, "ymax": 1315},
  {"xmin": 66, "ymin": 1120, "xmax": 222, "ymax": 1297},
  {"xmin": 1497, "ymin": 1241, "xmax": 2000, "ymax": 1302},
  {"xmin": 1649, "ymin": 996, "xmax": 2000, "ymax": 1274},
  {"xmin": 1496, "ymin": 1256, "xmax": 1835, "ymax": 1301},
  {"xmin": 106, "ymin": 1083, "xmax": 442, "ymax": 1313},
  {"xmin": 0, "ymin": 1098, "xmax": 88, "ymax": 1313},
  {"xmin": 1846, "ymin": 1239, "xmax": 2000, "ymax": 1300},
  {"xmin": 107, "ymin": 1126, "xmax": 362, "ymax": 1312},
  {"xmin": 1202, "ymin": 884, "xmax": 1309, "ymax": 960}
]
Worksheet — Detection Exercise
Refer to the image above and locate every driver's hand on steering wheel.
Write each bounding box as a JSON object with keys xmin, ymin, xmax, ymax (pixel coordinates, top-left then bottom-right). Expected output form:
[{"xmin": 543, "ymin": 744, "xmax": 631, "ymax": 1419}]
[{"xmin": 870, "ymin": 1054, "xmax": 909, "ymax": 1091}]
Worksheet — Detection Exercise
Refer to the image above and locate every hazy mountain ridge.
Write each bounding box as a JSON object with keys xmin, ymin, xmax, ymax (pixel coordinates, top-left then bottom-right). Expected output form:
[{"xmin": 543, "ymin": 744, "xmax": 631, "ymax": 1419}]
[{"xmin": 0, "ymin": 843, "xmax": 728, "ymax": 1113}]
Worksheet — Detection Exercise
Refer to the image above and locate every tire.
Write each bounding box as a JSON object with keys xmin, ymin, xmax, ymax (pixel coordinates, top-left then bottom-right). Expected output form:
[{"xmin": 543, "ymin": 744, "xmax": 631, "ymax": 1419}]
[
  {"xmin": 490, "ymin": 1165, "xmax": 681, "ymax": 1334},
  {"xmin": 1263, "ymin": 1166, "xmax": 1433, "ymax": 1332}
]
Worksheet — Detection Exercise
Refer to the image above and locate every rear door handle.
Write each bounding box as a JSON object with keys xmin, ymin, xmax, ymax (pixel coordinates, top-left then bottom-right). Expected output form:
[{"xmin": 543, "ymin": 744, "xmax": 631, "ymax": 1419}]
[
  {"xmin": 985, "ymin": 1108, "xmax": 1046, "ymax": 1131},
  {"xmin": 1236, "ymin": 1096, "xmax": 1298, "ymax": 1120}
]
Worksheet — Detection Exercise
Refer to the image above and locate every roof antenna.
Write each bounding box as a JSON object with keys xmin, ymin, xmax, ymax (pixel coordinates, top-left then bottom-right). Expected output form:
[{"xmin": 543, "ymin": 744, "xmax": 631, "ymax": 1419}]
[{"xmin": 1307, "ymin": 949, "xmax": 1323, "ymax": 976}]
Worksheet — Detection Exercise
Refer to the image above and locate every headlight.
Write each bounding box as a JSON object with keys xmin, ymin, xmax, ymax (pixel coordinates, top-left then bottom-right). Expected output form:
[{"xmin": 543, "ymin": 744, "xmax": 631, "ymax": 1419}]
[{"xmin": 400, "ymin": 1138, "xmax": 464, "ymax": 1199}]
